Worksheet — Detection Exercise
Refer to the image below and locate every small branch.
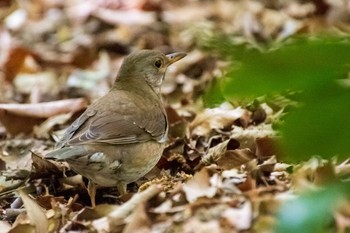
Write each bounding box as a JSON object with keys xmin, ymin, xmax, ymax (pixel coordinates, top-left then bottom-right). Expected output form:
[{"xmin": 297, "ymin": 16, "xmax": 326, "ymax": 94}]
[{"xmin": 92, "ymin": 184, "xmax": 162, "ymax": 232}]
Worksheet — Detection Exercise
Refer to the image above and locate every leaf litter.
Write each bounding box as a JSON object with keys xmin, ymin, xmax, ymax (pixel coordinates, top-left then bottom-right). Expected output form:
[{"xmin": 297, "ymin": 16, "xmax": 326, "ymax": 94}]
[{"xmin": 0, "ymin": 0, "xmax": 349, "ymax": 232}]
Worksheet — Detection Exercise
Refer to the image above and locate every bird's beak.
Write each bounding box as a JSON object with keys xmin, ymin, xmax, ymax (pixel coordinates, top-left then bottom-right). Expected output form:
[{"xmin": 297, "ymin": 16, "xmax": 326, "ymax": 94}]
[{"xmin": 166, "ymin": 52, "xmax": 187, "ymax": 65}]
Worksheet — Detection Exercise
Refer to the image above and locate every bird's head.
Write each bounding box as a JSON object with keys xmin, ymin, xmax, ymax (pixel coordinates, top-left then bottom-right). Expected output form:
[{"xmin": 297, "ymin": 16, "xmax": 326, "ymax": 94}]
[{"xmin": 116, "ymin": 50, "xmax": 186, "ymax": 93}]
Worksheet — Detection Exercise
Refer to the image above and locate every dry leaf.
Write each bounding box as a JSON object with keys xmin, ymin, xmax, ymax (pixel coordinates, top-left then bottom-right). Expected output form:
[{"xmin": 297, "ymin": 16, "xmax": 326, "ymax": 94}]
[
  {"xmin": 182, "ymin": 168, "xmax": 218, "ymax": 203},
  {"xmin": 31, "ymin": 153, "xmax": 62, "ymax": 177},
  {"xmin": 92, "ymin": 185, "xmax": 162, "ymax": 232},
  {"xmin": 13, "ymin": 71, "xmax": 58, "ymax": 96},
  {"xmin": 183, "ymin": 218, "xmax": 221, "ymax": 233},
  {"xmin": 0, "ymin": 98, "xmax": 87, "ymax": 135},
  {"xmin": 217, "ymin": 149, "xmax": 257, "ymax": 170},
  {"xmin": 0, "ymin": 98, "xmax": 87, "ymax": 118},
  {"xmin": 33, "ymin": 113, "xmax": 72, "ymax": 139},
  {"xmin": 67, "ymin": 51, "xmax": 111, "ymax": 92},
  {"xmin": 230, "ymin": 124, "xmax": 276, "ymax": 152},
  {"xmin": 221, "ymin": 168, "xmax": 255, "ymax": 193},
  {"xmin": 123, "ymin": 203, "xmax": 151, "ymax": 233},
  {"xmin": 0, "ymin": 221, "xmax": 12, "ymax": 233},
  {"xmin": 76, "ymin": 204, "xmax": 120, "ymax": 221},
  {"xmin": 8, "ymin": 223, "xmax": 36, "ymax": 233},
  {"xmin": 221, "ymin": 201, "xmax": 252, "ymax": 230},
  {"xmin": 336, "ymin": 159, "xmax": 350, "ymax": 177},
  {"xmin": 190, "ymin": 106, "xmax": 250, "ymax": 136},
  {"xmin": 93, "ymin": 8, "xmax": 156, "ymax": 26},
  {"xmin": 165, "ymin": 106, "xmax": 188, "ymax": 140},
  {"xmin": 0, "ymin": 139, "xmax": 33, "ymax": 170},
  {"xmin": 199, "ymin": 139, "xmax": 241, "ymax": 167},
  {"xmin": 18, "ymin": 190, "xmax": 48, "ymax": 233},
  {"xmin": 1, "ymin": 45, "xmax": 29, "ymax": 83},
  {"xmin": 256, "ymin": 136, "xmax": 279, "ymax": 158}
]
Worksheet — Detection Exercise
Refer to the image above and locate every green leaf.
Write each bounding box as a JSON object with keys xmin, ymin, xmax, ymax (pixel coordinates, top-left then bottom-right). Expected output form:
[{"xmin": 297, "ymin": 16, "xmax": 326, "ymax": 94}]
[
  {"xmin": 275, "ymin": 182, "xmax": 350, "ymax": 233},
  {"xmin": 221, "ymin": 37, "xmax": 350, "ymax": 99},
  {"xmin": 203, "ymin": 78, "xmax": 226, "ymax": 107},
  {"xmin": 280, "ymin": 84, "xmax": 350, "ymax": 162}
]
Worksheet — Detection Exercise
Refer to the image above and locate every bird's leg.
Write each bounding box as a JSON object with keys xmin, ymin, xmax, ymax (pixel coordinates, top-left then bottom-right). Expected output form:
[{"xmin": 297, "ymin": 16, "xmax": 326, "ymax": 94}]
[
  {"xmin": 116, "ymin": 182, "xmax": 127, "ymax": 196},
  {"xmin": 87, "ymin": 181, "xmax": 96, "ymax": 208}
]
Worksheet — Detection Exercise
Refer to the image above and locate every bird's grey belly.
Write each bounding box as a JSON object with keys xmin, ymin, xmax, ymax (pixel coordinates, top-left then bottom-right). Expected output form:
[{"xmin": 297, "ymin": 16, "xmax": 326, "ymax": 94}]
[{"xmin": 67, "ymin": 142, "xmax": 164, "ymax": 187}]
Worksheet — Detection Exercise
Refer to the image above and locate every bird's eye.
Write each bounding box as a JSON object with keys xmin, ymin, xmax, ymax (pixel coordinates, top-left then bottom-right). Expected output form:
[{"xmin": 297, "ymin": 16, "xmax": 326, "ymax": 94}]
[{"xmin": 154, "ymin": 59, "xmax": 162, "ymax": 68}]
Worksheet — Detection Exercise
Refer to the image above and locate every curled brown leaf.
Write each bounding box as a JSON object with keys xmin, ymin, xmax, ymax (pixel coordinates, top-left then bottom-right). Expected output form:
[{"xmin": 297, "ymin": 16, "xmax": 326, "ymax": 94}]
[{"xmin": 0, "ymin": 98, "xmax": 88, "ymax": 135}]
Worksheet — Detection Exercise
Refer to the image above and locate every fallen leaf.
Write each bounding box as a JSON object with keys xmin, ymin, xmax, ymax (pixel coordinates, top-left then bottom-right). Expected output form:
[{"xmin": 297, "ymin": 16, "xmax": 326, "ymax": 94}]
[
  {"xmin": 0, "ymin": 221, "xmax": 12, "ymax": 233},
  {"xmin": 230, "ymin": 124, "xmax": 276, "ymax": 152},
  {"xmin": 256, "ymin": 136, "xmax": 279, "ymax": 158},
  {"xmin": 198, "ymin": 139, "xmax": 240, "ymax": 168},
  {"xmin": 182, "ymin": 168, "xmax": 218, "ymax": 203},
  {"xmin": 8, "ymin": 223, "xmax": 36, "ymax": 233},
  {"xmin": 0, "ymin": 42, "xmax": 29, "ymax": 83},
  {"xmin": 93, "ymin": 8, "xmax": 156, "ymax": 26},
  {"xmin": 92, "ymin": 185, "xmax": 162, "ymax": 232},
  {"xmin": 0, "ymin": 139, "xmax": 33, "ymax": 170},
  {"xmin": 66, "ymin": 51, "xmax": 111, "ymax": 92},
  {"xmin": 4, "ymin": 8, "xmax": 27, "ymax": 30},
  {"xmin": 18, "ymin": 190, "xmax": 48, "ymax": 233},
  {"xmin": 183, "ymin": 218, "xmax": 221, "ymax": 233},
  {"xmin": 123, "ymin": 203, "xmax": 151, "ymax": 233},
  {"xmin": 31, "ymin": 153, "xmax": 62, "ymax": 178},
  {"xmin": 0, "ymin": 98, "xmax": 87, "ymax": 135},
  {"xmin": 217, "ymin": 148, "xmax": 257, "ymax": 170},
  {"xmin": 35, "ymin": 195, "xmax": 67, "ymax": 210},
  {"xmin": 0, "ymin": 176, "xmax": 23, "ymax": 194},
  {"xmin": 190, "ymin": 105, "xmax": 250, "ymax": 136},
  {"xmin": 221, "ymin": 169, "xmax": 248, "ymax": 193},
  {"xmin": 33, "ymin": 113, "xmax": 72, "ymax": 139},
  {"xmin": 221, "ymin": 201, "xmax": 252, "ymax": 230},
  {"xmin": 13, "ymin": 71, "xmax": 59, "ymax": 96},
  {"xmin": 165, "ymin": 106, "xmax": 188, "ymax": 140},
  {"xmin": 76, "ymin": 204, "xmax": 119, "ymax": 221}
]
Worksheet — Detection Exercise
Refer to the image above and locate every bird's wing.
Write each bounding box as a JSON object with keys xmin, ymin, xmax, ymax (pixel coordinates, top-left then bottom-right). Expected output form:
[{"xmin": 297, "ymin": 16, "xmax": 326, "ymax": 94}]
[
  {"xmin": 56, "ymin": 107, "xmax": 97, "ymax": 148},
  {"xmin": 56, "ymin": 93, "xmax": 167, "ymax": 148}
]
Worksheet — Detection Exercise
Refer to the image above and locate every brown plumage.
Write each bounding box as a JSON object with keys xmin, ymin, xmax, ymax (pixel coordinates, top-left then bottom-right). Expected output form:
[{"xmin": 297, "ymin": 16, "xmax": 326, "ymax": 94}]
[{"xmin": 46, "ymin": 50, "xmax": 186, "ymax": 206}]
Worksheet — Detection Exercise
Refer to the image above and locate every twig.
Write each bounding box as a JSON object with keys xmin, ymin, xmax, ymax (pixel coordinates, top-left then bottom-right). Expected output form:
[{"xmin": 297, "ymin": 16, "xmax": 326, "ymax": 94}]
[{"xmin": 92, "ymin": 184, "xmax": 162, "ymax": 232}]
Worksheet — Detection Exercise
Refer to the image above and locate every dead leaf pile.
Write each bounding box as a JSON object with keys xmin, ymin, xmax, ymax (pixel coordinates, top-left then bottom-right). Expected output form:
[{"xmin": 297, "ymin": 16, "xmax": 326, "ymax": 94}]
[{"xmin": 1, "ymin": 0, "xmax": 350, "ymax": 232}]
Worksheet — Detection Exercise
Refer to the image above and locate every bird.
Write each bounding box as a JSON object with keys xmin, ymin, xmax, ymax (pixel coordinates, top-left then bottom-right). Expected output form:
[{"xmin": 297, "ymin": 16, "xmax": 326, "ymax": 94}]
[{"xmin": 46, "ymin": 50, "xmax": 186, "ymax": 207}]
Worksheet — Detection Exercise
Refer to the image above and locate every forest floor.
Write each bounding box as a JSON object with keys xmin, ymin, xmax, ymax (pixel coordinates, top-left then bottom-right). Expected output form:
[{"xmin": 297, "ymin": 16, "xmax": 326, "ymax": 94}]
[{"xmin": 0, "ymin": 0, "xmax": 350, "ymax": 232}]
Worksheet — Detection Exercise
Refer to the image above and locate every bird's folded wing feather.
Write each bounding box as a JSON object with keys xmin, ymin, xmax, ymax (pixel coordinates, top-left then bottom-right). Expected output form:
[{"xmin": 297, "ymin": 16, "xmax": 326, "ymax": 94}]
[{"xmin": 56, "ymin": 96, "xmax": 167, "ymax": 148}]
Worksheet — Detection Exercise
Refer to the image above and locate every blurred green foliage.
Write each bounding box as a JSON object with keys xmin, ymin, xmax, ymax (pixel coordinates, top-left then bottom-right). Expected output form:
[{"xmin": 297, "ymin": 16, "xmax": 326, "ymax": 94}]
[
  {"xmin": 275, "ymin": 181, "xmax": 350, "ymax": 233},
  {"xmin": 222, "ymin": 37, "xmax": 350, "ymax": 98},
  {"xmin": 206, "ymin": 36, "xmax": 350, "ymax": 162},
  {"xmin": 202, "ymin": 77, "xmax": 226, "ymax": 106}
]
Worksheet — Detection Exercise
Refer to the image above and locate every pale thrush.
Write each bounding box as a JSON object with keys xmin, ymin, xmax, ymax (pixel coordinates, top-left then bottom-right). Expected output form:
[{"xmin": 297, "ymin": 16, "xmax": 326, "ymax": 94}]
[{"xmin": 46, "ymin": 50, "xmax": 186, "ymax": 206}]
